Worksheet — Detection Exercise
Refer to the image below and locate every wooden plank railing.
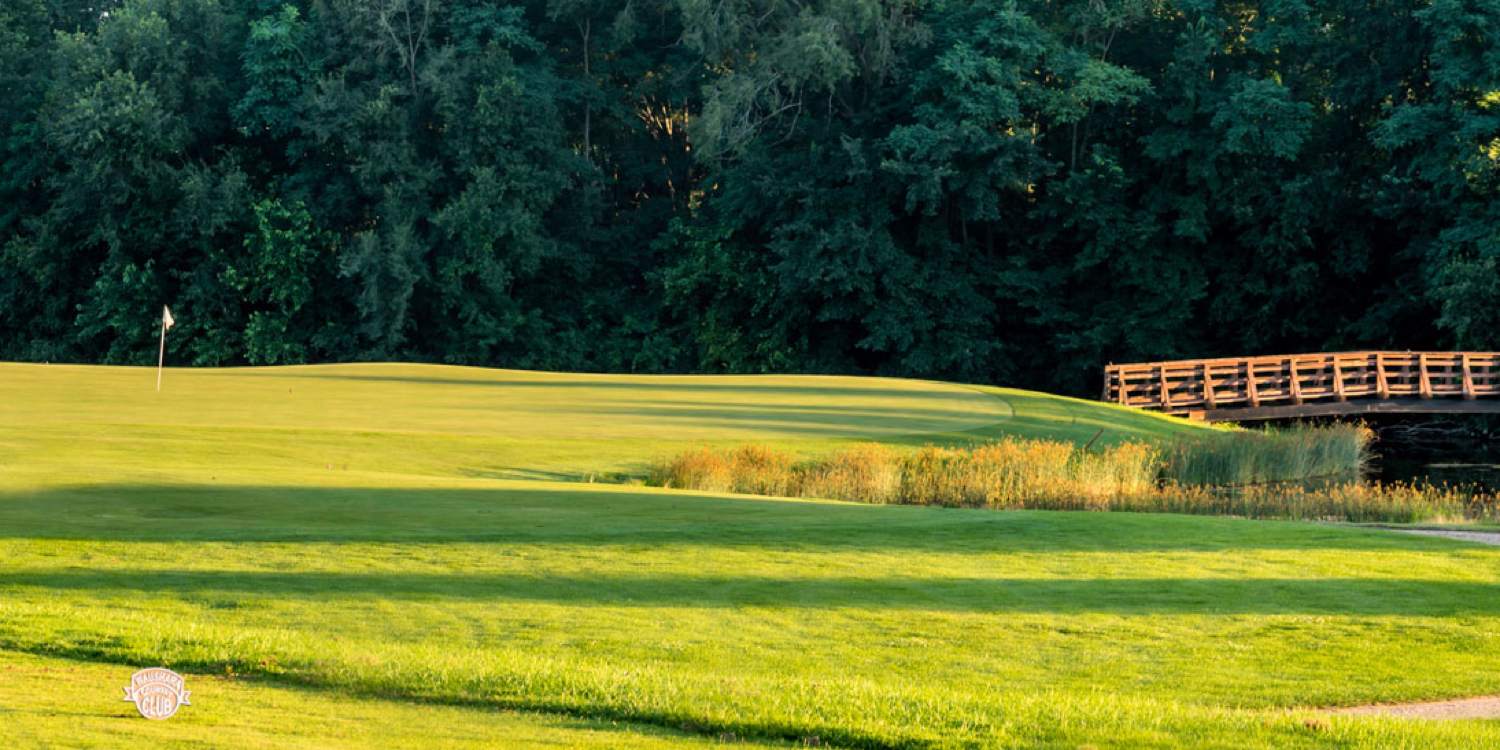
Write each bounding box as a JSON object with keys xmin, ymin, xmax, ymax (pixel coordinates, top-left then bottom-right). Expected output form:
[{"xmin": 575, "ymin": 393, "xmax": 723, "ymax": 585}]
[{"xmin": 1102, "ymin": 352, "xmax": 1500, "ymax": 417}]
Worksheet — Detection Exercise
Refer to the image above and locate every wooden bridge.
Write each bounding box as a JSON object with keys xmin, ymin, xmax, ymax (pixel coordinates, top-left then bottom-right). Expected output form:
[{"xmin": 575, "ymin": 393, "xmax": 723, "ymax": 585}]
[{"xmin": 1102, "ymin": 352, "xmax": 1500, "ymax": 421}]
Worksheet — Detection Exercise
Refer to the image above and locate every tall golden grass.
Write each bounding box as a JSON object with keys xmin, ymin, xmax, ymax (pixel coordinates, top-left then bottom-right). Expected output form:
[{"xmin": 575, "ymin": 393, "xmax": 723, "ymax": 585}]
[
  {"xmin": 650, "ymin": 438, "xmax": 1161, "ymax": 510},
  {"xmin": 1129, "ymin": 480, "xmax": 1500, "ymax": 523},
  {"xmin": 647, "ymin": 425, "xmax": 1500, "ymax": 523}
]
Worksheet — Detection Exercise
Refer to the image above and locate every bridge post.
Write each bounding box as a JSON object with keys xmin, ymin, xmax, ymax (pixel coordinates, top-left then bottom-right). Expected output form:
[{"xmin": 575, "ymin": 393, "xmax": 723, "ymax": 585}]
[
  {"xmin": 1245, "ymin": 360, "xmax": 1260, "ymax": 407},
  {"xmin": 1333, "ymin": 357, "xmax": 1346, "ymax": 402},
  {"xmin": 1288, "ymin": 357, "xmax": 1303, "ymax": 405},
  {"xmin": 1376, "ymin": 352, "xmax": 1389, "ymax": 399},
  {"xmin": 1419, "ymin": 353, "xmax": 1433, "ymax": 399},
  {"xmin": 1201, "ymin": 362, "xmax": 1215, "ymax": 410},
  {"xmin": 1463, "ymin": 354, "xmax": 1476, "ymax": 400},
  {"xmin": 1158, "ymin": 364, "xmax": 1171, "ymax": 411}
]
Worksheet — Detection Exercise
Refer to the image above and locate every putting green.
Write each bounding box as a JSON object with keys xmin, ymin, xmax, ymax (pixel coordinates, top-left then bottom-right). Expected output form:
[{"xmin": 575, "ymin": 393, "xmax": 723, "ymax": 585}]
[
  {"xmin": 0, "ymin": 363, "xmax": 1212, "ymax": 486},
  {"xmin": 0, "ymin": 362, "xmax": 1012, "ymax": 438}
]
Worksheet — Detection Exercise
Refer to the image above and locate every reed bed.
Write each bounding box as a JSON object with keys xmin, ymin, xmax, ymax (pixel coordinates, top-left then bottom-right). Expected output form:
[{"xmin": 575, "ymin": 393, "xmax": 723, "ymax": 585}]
[
  {"xmin": 648, "ymin": 425, "xmax": 1500, "ymax": 523},
  {"xmin": 1122, "ymin": 481, "xmax": 1499, "ymax": 524},
  {"xmin": 1161, "ymin": 423, "xmax": 1373, "ymax": 486}
]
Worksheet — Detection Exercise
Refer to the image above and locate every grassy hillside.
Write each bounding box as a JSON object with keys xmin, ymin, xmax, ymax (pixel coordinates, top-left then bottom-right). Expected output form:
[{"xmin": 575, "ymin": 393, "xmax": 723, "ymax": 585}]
[
  {"xmin": 0, "ymin": 362, "xmax": 1210, "ymax": 485},
  {"xmin": 3, "ymin": 363, "xmax": 1497, "ymax": 749}
]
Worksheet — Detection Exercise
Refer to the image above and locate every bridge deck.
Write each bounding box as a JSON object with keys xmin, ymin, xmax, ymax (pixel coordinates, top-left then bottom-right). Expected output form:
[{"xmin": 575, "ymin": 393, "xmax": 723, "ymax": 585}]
[{"xmin": 1102, "ymin": 352, "xmax": 1500, "ymax": 422}]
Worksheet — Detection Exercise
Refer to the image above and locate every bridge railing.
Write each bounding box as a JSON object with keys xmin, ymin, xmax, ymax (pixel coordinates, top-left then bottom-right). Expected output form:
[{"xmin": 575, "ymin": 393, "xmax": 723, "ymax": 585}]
[{"xmin": 1102, "ymin": 352, "xmax": 1500, "ymax": 416}]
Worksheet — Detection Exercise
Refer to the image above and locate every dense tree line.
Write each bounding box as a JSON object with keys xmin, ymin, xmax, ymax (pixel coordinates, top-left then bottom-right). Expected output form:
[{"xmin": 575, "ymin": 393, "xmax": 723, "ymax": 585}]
[{"xmin": 1, "ymin": 0, "xmax": 1496, "ymax": 394}]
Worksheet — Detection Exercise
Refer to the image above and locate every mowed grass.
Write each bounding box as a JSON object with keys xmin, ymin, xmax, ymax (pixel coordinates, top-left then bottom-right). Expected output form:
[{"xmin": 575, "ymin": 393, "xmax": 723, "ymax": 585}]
[
  {"xmin": 0, "ymin": 362, "xmax": 1207, "ymax": 485},
  {"xmin": 2, "ymin": 363, "xmax": 1499, "ymax": 749},
  {"xmin": 0, "ymin": 649, "xmax": 778, "ymax": 750}
]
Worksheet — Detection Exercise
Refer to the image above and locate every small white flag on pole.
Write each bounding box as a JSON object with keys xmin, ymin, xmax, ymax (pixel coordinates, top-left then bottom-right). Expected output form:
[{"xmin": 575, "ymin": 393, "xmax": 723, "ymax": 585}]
[{"xmin": 157, "ymin": 305, "xmax": 174, "ymax": 391}]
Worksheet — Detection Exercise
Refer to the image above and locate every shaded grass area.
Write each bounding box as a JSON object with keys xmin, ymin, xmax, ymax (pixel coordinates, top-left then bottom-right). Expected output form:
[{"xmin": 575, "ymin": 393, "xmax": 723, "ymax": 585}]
[{"xmin": 12, "ymin": 563, "xmax": 1500, "ymax": 616}]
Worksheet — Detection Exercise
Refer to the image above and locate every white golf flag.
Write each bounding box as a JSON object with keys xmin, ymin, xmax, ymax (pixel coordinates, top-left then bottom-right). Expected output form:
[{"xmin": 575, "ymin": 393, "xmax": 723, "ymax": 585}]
[{"xmin": 157, "ymin": 305, "xmax": 174, "ymax": 392}]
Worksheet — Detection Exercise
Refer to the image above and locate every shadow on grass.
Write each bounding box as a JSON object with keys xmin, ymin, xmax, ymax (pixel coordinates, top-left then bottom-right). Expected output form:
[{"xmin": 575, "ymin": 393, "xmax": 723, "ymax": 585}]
[
  {"xmin": 276, "ymin": 371, "xmax": 984, "ymax": 401},
  {"xmin": 0, "ymin": 484, "xmax": 1485, "ymax": 553},
  {"xmin": 499, "ymin": 404, "xmax": 997, "ymax": 437},
  {"xmin": 3, "ymin": 568, "xmax": 1497, "ymax": 615},
  {"xmin": 538, "ymin": 401, "xmax": 1004, "ymax": 429}
]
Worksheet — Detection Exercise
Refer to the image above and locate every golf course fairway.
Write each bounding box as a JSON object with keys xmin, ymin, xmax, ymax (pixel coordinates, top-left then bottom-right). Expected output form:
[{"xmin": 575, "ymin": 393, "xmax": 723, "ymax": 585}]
[{"xmin": 2, "ymin": 363, "xmax": 1498, "ymax": 749}]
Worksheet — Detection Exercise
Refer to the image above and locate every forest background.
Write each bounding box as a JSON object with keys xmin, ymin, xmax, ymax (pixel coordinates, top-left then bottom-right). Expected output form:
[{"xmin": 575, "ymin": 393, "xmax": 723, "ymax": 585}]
[{"xmin": 2, "ymin": 0, "xmax": 1497, "ymax": 396}]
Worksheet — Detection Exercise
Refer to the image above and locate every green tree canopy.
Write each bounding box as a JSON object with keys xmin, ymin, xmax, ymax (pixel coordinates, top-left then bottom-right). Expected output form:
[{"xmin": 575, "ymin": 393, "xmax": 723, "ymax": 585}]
[{"xmin": 2, "ymin": 0, "xmax": 1497, "ymax": 394}]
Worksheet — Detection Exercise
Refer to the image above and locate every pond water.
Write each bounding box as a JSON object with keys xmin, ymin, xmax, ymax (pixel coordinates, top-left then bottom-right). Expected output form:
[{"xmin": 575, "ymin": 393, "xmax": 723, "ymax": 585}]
[
  {"xmin": 1367, "ymin": 419, "xmax": 1500, "ymax": 493},
  {"xmin": 1377, "ymin": 456, "xmax": 1500, "ymax": 491}
]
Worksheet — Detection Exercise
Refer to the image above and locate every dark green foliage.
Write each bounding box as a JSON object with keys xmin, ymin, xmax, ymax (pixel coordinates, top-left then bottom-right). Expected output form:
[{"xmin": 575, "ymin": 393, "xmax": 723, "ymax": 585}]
[{"xmin": 2, "ymin": 0, "xmax": 1497, "ymax": 392}]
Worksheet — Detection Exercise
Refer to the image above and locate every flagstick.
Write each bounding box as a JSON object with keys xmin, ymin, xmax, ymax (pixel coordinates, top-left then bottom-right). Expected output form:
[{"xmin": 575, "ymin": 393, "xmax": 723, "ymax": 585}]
[{"xmin": 155, "ymin": 321, "xmax": 165, "ymax": 393}]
